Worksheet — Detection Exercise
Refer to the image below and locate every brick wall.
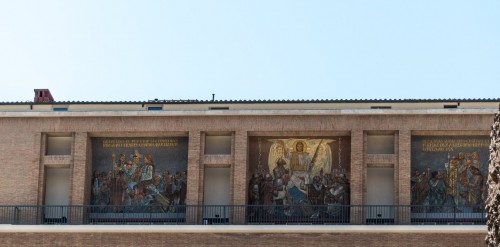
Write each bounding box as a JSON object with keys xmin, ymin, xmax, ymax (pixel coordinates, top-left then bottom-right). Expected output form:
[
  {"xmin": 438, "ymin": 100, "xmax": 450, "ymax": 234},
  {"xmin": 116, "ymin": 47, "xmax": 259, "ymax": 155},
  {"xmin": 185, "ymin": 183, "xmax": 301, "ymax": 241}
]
[
  {"xmin": 0, "ymin": 230, "xmax": 486, "ymax": 247},
  {"xmin": 0, "ymin": 114, "xmax": 491, "ymax": 210}
]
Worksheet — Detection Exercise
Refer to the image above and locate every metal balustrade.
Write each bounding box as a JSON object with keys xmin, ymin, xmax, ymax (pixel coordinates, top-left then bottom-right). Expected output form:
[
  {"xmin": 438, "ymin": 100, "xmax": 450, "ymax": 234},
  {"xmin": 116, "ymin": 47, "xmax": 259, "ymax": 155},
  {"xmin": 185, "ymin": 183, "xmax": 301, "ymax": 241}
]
[{"xmin": 0, "ymin": 205, "xmax": 485, "ymax": 225}]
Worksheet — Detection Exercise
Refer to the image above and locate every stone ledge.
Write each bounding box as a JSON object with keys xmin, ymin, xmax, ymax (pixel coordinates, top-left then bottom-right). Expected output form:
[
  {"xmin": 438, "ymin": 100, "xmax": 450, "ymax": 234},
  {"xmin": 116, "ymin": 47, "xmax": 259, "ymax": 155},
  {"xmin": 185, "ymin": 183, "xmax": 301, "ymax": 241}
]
[
  {"xmin": 0, "ymin": 225, "xmax": 486, "ymax": 233},
  {"xmin": 0, "ymin": 109, "xmax": 496, "ymax": 117},
  {"xmin": 203, "ymin": 154, "xmax": 232, "ymax": 165},
  {"xmin": 366, "ymin": 154, "xmax": 395, "ymax": 164},
  {"xmin": 42, "ymin": 155, "xmax": 72, "ymax": 166}
]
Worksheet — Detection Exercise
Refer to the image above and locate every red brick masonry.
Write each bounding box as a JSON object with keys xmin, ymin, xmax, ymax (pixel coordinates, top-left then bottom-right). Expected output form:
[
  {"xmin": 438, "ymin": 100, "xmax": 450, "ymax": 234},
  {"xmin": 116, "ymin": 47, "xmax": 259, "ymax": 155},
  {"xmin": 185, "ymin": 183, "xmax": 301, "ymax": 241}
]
[{"xmin": 0, "ymin": 225, "xmax": 486, "ymax": 247}]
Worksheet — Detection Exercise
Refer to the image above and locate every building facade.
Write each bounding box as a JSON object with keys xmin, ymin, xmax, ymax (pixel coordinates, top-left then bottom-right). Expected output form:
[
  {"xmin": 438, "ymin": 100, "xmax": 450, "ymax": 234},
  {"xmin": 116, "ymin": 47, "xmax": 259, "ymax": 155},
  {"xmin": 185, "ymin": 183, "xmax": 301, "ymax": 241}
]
[{"xmin": 0, "ymin": 90, "xmax": 494, "ymax": 246}]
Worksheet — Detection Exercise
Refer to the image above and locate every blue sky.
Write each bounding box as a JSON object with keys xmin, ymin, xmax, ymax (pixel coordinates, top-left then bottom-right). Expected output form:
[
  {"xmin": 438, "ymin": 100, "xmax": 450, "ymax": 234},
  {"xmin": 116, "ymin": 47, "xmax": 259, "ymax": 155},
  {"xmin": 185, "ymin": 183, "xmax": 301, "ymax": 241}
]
[{"xmin": 0, "ymin": 1, "xmax": 499, "ymax": 102}]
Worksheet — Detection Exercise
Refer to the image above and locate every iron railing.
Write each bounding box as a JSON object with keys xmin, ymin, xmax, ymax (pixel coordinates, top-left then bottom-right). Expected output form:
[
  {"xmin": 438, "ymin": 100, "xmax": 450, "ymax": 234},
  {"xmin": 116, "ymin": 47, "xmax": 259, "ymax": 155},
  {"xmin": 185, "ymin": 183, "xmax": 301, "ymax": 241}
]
[{"xmin": 0, "ymin": 205, "xmax": 485, "ymax": 225}]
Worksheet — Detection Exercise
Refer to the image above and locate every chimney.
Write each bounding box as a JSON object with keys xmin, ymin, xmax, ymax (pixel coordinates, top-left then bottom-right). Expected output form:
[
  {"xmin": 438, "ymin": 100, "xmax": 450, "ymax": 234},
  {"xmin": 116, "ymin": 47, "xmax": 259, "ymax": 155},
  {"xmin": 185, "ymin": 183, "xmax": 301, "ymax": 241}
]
[{"xmin": 34, "ymin": 89, "xmax": 55, "ymax": 103}]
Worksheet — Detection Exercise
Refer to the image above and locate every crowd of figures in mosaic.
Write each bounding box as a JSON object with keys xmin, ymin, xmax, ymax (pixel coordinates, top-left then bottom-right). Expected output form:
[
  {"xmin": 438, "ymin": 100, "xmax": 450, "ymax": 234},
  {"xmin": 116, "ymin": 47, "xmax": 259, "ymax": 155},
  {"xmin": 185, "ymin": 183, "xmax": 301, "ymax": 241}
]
[
  {"xmin": 91, "ymin": 137, "xmax": 188, "ymax": 213},
  {"xmin": 248, "ymin": 137, "xmax": 351, "ymax": 218},
  {"xmin": 411, "ymin": 136, "xmax": 489, "ymax": 213}
]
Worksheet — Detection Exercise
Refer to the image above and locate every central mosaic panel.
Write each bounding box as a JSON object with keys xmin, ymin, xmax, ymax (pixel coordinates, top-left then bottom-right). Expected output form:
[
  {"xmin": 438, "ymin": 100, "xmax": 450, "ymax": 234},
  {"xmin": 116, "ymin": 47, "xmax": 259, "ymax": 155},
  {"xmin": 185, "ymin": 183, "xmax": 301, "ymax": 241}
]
[{"xmin": 248, "ymin": 137, "xmax": 351, "ymax": 218}]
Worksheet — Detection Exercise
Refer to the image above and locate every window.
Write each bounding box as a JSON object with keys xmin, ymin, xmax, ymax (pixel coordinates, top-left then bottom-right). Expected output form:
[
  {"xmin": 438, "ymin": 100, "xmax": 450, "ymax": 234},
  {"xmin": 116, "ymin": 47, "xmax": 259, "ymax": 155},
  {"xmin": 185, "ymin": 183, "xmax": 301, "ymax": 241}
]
[
  {"xmin": 371, "ymin": 106, "xmax": 392, "ymax": 109},
  {"xmin": 209, "ymin": 107, "xmax": 229, "ymax": 110},
  {"xmin": 205, "ymin": 136, "xmax": 232, "ymax": 154},
  {"xmin": 53, "ymin": 107, "xmax": 68, "ymax": 111},
  {"xmin": 367, "ymin": 135, "xmax": 395, "ymax": 154},
  {"xmin": 147, "ymin": 106, "xmax": 163, "ymax": 111},
  {"xmin": 46, "ymin": 136, "xmax": 73, "ymax": 155}
]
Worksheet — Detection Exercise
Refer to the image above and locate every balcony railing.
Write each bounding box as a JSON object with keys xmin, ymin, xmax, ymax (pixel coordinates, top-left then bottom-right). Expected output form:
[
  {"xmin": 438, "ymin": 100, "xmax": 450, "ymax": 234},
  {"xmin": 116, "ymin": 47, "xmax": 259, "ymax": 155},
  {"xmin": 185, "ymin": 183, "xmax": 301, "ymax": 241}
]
[{"xmin": 0, "ymin": 205, "xmax": 485, "ymax": 225}]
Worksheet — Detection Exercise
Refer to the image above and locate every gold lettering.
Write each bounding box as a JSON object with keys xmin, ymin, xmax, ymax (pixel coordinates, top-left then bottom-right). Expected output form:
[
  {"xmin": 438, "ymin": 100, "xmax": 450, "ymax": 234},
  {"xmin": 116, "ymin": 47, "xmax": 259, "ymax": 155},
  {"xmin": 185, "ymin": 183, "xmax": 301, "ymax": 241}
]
[
  {"xmin": 102, "ymin": 138, "xmax": 179, "ymax": 148},
  {"xmin": 421, "ymin": 138, "xmax": 488, "ymax": 152}
]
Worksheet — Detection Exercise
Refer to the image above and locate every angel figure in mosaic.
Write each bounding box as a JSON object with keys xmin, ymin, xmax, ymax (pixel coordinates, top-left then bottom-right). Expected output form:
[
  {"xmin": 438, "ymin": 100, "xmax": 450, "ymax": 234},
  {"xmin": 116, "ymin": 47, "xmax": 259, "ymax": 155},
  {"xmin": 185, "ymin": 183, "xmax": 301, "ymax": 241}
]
[{"xmin": 267, "ymin": 140, "xmax": 290, "ymax": 178}]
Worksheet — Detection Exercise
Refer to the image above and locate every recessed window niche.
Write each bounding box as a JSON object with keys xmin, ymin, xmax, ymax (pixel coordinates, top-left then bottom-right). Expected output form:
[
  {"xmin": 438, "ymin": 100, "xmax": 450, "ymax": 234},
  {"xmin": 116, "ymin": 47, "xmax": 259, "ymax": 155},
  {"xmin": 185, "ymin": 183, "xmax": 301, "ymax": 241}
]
[
  {"xmin": 367, "ymin": 135, "xmax": 395, "ymax": 154},
  {"xmin": 204, "ymin": 135, "xmax": 232, "ymax": 155},
  {"xmin": 46, "ymin": 135, "xmax": 73, "ymax": 155}
]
